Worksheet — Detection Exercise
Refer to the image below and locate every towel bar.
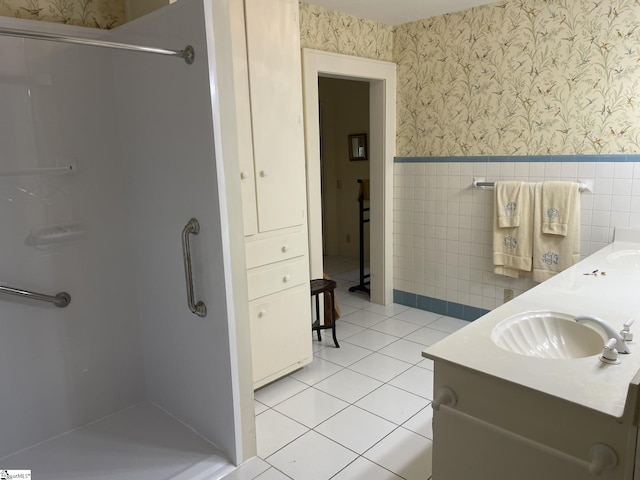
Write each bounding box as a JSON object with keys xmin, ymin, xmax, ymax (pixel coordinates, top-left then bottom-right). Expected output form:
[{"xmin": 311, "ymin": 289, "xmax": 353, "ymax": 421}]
[{"xmin": 473, "ymin": 179, "xmax": 591, "ymax": 193}]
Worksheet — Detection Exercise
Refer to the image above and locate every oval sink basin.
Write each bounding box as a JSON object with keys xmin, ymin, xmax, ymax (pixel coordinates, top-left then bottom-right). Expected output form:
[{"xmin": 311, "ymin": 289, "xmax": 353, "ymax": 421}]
[
  {"xmin": 607, "ymin": 250, "xmax": 640, "ymax": 271},
  {"xmin": 491, "ymin": 311, "xmax": 603, "ymax": 359}
]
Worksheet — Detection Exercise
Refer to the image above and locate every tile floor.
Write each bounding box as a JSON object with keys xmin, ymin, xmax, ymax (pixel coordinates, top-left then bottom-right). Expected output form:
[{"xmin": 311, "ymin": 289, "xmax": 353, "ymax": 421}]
[{"xmin": 224, "ymin": 256, "xmax": 469, "ymax": 480}]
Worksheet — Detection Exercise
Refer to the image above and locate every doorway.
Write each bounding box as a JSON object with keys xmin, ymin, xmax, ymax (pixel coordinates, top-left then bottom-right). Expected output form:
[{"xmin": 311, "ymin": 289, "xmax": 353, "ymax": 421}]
[
  {"xmin": 302, "ymin": 49, "xmax": 396, "ymax": 305},
  {"xmin": 318, "ymin": 77, "xmax": 370, "ymax": 290}
]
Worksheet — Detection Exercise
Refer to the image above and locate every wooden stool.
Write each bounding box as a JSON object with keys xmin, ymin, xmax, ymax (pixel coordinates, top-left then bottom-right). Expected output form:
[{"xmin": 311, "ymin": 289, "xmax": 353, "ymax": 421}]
[{"xmin": 310, "ymin": 278, "xmax": 339, "ymax": 348}]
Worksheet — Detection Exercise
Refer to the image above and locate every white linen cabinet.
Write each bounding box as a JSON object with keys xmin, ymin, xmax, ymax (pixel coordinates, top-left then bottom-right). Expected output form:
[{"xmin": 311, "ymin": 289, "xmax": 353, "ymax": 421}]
[{"xmin": 239, "ymin": 0, "xmax": 312, "ymax": 389}]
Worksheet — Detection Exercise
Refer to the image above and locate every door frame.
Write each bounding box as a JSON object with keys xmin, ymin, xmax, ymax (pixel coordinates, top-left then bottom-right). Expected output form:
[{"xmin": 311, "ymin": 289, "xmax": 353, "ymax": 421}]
[{"xmin": 301, "ymin": 49, "xmax": 396, "ymax": 305}]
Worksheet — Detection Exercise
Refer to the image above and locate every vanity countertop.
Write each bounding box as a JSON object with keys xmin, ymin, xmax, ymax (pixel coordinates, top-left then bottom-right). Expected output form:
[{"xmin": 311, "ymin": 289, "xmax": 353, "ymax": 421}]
[{"xmin": 423, "ymin": 235, "xmax": 640, "ymax": 419}]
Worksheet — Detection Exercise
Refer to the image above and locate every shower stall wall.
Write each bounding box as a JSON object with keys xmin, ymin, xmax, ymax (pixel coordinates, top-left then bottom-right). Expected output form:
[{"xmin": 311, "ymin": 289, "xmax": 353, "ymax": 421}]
[{"xmin": 0, "ymin": 0, "xmax": 249, "ymax": 477}]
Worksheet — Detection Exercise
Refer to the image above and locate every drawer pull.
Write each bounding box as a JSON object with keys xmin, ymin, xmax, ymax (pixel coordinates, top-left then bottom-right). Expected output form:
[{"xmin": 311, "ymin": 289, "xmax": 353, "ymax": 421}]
[
  {"xmin": 240, "ymin": 171, "xmax": 249, "ymax": 179},
  {"xmin": 258, "ymin": 310, "xmax": 267, "ymax": 318},
  {"xmin": 282, "ymin": 245, "xmax": 289, "ymax": 253},
  {"xmin": 283, "ymin": 274, "xmax": 291, "ymax": 283},
  {"xmin": 260, "ymin": 170, "xmax": 269, "ymax": 177}
]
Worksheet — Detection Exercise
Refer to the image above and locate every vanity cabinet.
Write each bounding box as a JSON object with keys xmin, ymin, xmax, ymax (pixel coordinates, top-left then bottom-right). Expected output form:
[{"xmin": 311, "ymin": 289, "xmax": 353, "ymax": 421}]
[
  {"xmin": 238, "ymin": 0, "xmax": 312, "ymax": 388},
  {"xmin": 431, "ymin": 362, "xmax": 639, "ymax": 480}
]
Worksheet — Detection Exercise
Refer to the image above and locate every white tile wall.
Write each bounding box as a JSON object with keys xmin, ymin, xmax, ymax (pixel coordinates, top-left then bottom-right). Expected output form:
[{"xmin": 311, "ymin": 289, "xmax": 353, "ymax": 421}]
[{"xmin": 393, "ymin": 160, "xmax": 638, "ymax": 310}]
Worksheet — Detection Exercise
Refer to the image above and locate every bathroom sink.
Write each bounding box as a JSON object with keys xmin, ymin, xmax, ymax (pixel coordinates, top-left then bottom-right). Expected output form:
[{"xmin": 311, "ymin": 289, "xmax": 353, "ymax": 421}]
[
  {"xmin": 491, "ymin": 311, "xmax": 604, "ymax": 359},
  {"xmin": 606, "ymin": 250, "xmax": 640, "ymax": 271}
]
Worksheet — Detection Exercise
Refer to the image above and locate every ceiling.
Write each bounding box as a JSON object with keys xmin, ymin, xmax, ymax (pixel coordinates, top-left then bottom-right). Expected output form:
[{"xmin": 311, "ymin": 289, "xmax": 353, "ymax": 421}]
[{"xmin": 304, "ymin": 0, "xmax": 497, "ymax": 26}]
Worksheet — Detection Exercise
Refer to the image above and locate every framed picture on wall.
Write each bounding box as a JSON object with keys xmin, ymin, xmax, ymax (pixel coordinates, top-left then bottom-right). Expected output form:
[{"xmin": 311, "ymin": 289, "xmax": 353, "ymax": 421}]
[{"xmin": 348, "ymin": 133, "xmax": 368, "ymax": 161}]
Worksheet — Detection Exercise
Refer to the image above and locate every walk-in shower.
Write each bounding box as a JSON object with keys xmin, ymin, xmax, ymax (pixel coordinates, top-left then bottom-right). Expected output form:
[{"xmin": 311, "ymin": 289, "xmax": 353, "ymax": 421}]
[{"xmin": 0, "ymin": 1, "xmax": 245, "ymax": 478}]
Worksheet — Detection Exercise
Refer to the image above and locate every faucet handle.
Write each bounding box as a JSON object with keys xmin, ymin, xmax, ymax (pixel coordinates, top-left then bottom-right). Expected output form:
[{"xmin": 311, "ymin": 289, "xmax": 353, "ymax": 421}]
[
  {"xmin": 600, "ymin": 338, "xmax": 620, "ymax": 365},
  {"xmin": 621, "ymin": 319, "xmax": 634, "ymax": 342}
]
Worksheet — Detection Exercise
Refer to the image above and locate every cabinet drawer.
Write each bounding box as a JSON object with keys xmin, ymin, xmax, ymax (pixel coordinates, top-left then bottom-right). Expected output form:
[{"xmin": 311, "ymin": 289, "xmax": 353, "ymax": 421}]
[
  {"xmin": 250, "ymin": 285, "xmax": 312, "ymax": 386},
  {"xmin": 247, "ymin": 257, "xmax": 308, "ymax": 300},
  {"xmin": 245, "ymin": 231, "xmax": 306, "ymax": 269}
]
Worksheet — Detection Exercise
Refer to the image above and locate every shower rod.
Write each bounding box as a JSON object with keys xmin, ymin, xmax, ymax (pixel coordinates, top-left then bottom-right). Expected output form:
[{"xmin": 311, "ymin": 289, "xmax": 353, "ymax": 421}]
[{"xmin": 0, "ymin": 26, "xmax": 195, "ymax": 64}]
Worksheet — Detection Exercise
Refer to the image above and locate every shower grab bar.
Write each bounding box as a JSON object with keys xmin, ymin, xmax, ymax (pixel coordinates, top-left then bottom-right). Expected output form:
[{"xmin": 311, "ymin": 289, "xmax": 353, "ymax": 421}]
[
  {"xmin": 0, "ymin": 27, "xmax": 195, "ymax": 65},
  {"xmin": 181, "ymin": 218, "xmax": 207, "ymax": 317},
  {"xmin": 0, "ymin": 285, "xmax": 70, "ymax": 307}
]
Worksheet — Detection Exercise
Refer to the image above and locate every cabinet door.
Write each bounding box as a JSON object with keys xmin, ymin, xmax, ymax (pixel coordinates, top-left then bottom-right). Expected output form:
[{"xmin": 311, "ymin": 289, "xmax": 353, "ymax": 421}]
[
  {"xmin": 434, "ymin": 407, "xmax": 623, "ymax": 480},
  {"xmin": 250, "ymin": 285, "xmax": 312, "ymax": 387},
  {"xmin": 245, "ymin": 0, "xmax": 307, "ymax": 233}
]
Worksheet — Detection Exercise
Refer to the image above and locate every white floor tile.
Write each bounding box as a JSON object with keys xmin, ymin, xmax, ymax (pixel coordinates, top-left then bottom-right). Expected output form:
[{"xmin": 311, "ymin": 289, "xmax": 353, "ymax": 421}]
[
  {"xmin": 313, "ymin": 369, "xmax": 383, "ymax": 404},
  {"xmin": 332, "ymin": 457, "xmax": 403, "ymax": 480},
  {"xmin": 428, "ymin": 315, "xmax": 470, "ymax": 333},
  {"xmin": 403, "ymin": 405, "xmax": 434, "ymax": 439},
  {"xmin": 370, "ymin": 317, "xmax": 423, "ymax": 337},
  {"xmin": 254, "ymin": 377, "xmax": 308, "ymax": 407},
  {"xmin": 348, "ymin": 352, "xmax": 412, "ymax": 383},
  {"xmin": 417, "ymin": 358, "xmax": 434, "ymax": 371},
  {"xmin": 403, "ymin": 326, "xmax": 450, "ymax": 346},
  {"xmin": 364, "ymin": 427, "xmax": 433, "ymax": 480},
  {"xmin": 273, "ymin": 387, "xmax": 348, "ymax": 428},
  {"xmin": 334, "ymin": 320, "xmax": 365, "ymax": 340},
  {"xmin": 255, "ymin": 468, "xmax": 292, "ymax": 480},
  {"xmin": 363, "ymin": 302, "xmax": 410, "ymax": 317},
  {"xmin": 311, "ymin": 331, "xmax": 341, "ymax": 349},
  {"xmin": 340, "ymin": 309, "xmax": 389, "ymax": 328},
  {"xmin": 334, "ymin": 280, "xmax": 358, "ymax": 294},
  {"xmin": 343, "ymin": 329, "xmax": 398, "ymax": 351},
  {"xmin": 394, "ymin": 308, "xmax": 441, "ymax": 326},
  {"xmin": 378, "ymin": 339, "xmax": 429, "ymax": 365},
  {"xmin": 355, "ymin": 384, "xmax": 429, "ymax": 425},
  {"xmin": 222, "ymin": 457, "xmax": 271, "ymax": 480},
  {"xmin": 315, "ymin": 406, "xmax": 396, "ymax": 454},
  {"xmin": 334, "ymin": 268, "xmax": 363, "ymax": 283},
  {"xmin": 314, "ymin": 342, "xmax": 373, "ymax": 367},
  {"xmin": 267, "ymin": 431, "xmax": 357, "ymax": 480},
  {"xmin": 312, "ymin": 342, "xmax": 326, "ymax": 354},
  {"xmin": 255, "ymin": 400, "xmax": 269, "ymax": 415},
  {"xmin": 336, "ymin": 303, "xmax": 359, "ymax": 318},
  {"xmin": 389, "ymin": 366, "xmax": 434, "ymax": 400},
  {"xmin": 255, "ymin": 409, "xmax": 308, "ymax": 458},
  {"xmin": 290, "ymin": 358, "xmax": 343, "ymax": 386},
  {"xmin": 337, "ymin": 293, "xmax": 372, "ymax": 310}
]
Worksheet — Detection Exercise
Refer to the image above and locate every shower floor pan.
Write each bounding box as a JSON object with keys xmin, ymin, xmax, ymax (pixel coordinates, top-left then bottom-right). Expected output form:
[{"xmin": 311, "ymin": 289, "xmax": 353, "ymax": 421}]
[{"xmin": 1, "ymin": 402, "xmax": 235, "ymax": 480}]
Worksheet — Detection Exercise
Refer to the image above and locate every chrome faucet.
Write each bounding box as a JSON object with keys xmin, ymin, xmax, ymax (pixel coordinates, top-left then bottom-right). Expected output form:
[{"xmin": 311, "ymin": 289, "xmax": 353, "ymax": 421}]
[{"xmin": 575, "ymin": 315, "xmax": 631, "ymax": 354}]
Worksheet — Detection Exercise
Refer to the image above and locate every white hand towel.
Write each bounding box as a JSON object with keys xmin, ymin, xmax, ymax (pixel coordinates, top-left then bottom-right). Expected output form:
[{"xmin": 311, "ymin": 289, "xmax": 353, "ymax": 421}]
[
  {"xmin": 495, "ymin": 181, "xmax": 524, "ymax": 228},
  {"xmin": 532, "ymin": 182, "xmax": 581, "ymax": 282},
  {"xmin": 493, "ymin": 182, "xmax": 534, "ymax": 278},
  {"xmin": 541, "ymin": 181, "xmax": 580, "ymax": 236}
]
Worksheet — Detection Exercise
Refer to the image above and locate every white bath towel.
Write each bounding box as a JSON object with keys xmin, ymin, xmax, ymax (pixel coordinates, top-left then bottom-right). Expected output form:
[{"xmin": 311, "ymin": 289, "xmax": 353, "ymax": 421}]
[
  {"xmin": 541, "ymin": 181, "xmax": 580, "ymax": 236},
  {"xmin": 532, "ymin": 182, "xmax": 581, "ymax": 282},
  {"xmin": 495, "ymin": 181, "xmax": 524, "ymax": 228},
  {"xmin": 493, "ymin": 182, "xmax": 535, "ymax": 278}
]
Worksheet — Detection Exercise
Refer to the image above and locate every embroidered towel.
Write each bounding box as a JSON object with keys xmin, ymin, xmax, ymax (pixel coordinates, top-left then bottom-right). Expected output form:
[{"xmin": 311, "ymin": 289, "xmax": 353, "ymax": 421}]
[
  {"xmin": 495, "ymin": 181, "xmax": 524, "ymax": 228},
  {"xmin": 493, "ymin": 182, "xmax": 535, "ymax": 278},
  {"xmin": 532, "ymin": 182, "xmax": 581, "ymax": 282},
  {"xmin": 541, "ymin": 181, "xmax": 580, "ymax": 236}
]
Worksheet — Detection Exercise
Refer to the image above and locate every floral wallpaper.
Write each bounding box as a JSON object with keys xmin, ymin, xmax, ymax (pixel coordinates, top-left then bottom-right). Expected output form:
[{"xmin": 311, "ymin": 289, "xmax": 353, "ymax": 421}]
[
  {"xmin": 299, "ymin": 3, "xmax": 393, "ymax": 62},
  {"xmin": 0, "ymin": 0, "xmax": 125, "ymax": 28},
  {"xmin": 394, "ymin": 0, "xmax": 640, "ymax": 156}
]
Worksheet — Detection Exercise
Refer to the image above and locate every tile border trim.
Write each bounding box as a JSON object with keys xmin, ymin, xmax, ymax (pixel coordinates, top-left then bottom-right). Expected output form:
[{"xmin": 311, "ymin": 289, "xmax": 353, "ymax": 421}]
[
  {"xmin": 394, "ymin": 154, "xmax": 640, "ymax": 163},
  {"xmin": 393, "ymin": 289, "xmax": 488, "ymax": 321}
]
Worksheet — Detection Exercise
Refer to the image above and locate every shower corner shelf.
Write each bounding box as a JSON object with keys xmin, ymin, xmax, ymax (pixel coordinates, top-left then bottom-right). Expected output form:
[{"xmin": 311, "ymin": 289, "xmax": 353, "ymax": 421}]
[{"xmin": 25, "ymin": 221, "xmax": 86, "ymax": 249}]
